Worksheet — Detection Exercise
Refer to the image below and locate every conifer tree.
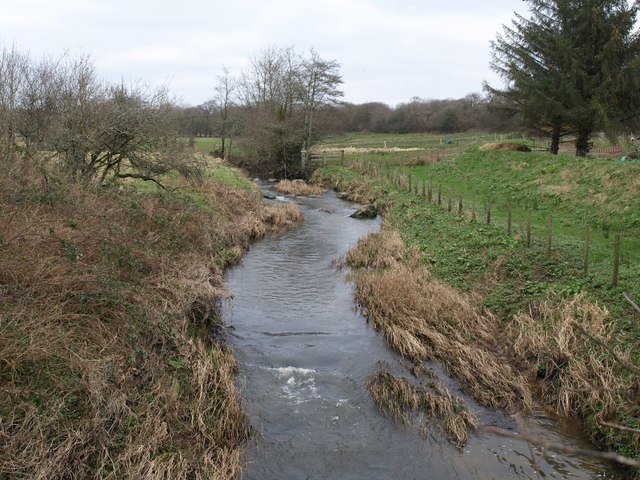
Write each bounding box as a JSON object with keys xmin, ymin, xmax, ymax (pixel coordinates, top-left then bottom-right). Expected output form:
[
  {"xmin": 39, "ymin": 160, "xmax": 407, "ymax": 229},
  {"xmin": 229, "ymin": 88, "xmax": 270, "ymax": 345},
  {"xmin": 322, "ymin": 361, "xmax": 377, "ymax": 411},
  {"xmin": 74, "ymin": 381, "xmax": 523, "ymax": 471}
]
[{"xmin": 487, "ymin": 0, "xmax": 640, "ymax": 156}]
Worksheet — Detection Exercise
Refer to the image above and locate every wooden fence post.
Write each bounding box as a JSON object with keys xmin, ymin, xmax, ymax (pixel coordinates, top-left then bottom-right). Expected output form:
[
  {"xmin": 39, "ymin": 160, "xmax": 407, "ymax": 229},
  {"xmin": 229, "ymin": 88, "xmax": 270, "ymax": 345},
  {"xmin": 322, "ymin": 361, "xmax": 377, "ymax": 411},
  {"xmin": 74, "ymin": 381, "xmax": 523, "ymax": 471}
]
[
  {"xmin": 447, "ymin": 194, "xmax": 452, "ymax": 212},
  {"xmin": 486, "ymin": 199, "xmax": 492, "ymax": 225},
  {"xmin": 437, "ymin": 185, "xmax": 442, "ymax": 205},
  {"xmin": 458, "ymin": 195, "xmax": 463, "ymax": 216},
  {"xmin": 583, "ymin": 226, "xmax": 590, "ymax": 274},
  {"xmin": 428, "ymin": 178, "xmax": 433, "ymax": 202},
  {"xmin": 341, "ymin": 149, "xmax": 345, "ymax": 165},
  {"xmin": 546, "ymin": 215, "xmax": 553, "ymax": 256},
  {"xmin": 408, "ymin": 174, "xmax": 412, "ymax": 192},
  {"xmin": 422, "ymin": 179, "xmax": 426, "ymax": 198},
  {"xmin": 613, "ymin": 234, "xmax": 620, "ymax": 287},
  {"xmin": 527, "ymin": 209, "xmax": 532, "ymax": 247}
]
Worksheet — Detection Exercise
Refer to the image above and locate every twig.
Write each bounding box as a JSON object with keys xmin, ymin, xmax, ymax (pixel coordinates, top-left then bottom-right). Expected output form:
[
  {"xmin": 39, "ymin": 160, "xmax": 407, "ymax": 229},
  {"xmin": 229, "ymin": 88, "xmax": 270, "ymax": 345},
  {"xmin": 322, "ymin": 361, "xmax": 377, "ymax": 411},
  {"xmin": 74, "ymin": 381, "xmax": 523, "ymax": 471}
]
[
  {"xmin": 570, "ymin": 322, "xmax": 640, "ymax": 374},
  {"xmin": 484, "ymin": 426, "xmax": 640, "ymax": 469},
  {"xmin": 599, "ymin": 420, "xmax": 640, "ymax": 435},
  {"xmin": 623, "ymin": 292, "xmax": 640, "ymax": 314},
  {"xmin": 527, "ymin": 441, "xmax": 542, "ymax": 480}
]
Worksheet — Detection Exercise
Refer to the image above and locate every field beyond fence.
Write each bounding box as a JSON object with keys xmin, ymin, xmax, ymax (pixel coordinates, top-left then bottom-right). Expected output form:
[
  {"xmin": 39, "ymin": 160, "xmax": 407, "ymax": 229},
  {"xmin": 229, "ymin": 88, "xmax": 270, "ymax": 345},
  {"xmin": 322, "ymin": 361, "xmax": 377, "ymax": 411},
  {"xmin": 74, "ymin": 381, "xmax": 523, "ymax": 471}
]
[{"xmin": 331, "ymin": 147, "xmax": 640, "ymax": 314}]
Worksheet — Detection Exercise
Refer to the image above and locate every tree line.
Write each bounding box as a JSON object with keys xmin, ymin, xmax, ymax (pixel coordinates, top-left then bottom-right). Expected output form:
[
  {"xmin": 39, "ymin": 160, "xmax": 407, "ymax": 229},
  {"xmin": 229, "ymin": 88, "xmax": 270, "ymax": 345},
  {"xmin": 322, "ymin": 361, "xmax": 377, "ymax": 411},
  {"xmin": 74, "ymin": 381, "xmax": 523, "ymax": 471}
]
[
  {"xmin": 5, "ymin": 0, "xmax": 639, "ymax": 183},
  {"xmin": 179, "ymin": 92, "xmax": 516, "ymax": 141}
]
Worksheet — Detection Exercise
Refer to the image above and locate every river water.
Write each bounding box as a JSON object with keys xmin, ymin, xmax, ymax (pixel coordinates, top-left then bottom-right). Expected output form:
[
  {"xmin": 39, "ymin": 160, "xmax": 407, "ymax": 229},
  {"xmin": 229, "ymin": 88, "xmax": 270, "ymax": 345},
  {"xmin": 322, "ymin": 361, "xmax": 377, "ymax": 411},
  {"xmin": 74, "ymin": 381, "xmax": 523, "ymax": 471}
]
[{"xmin": 222, "ymin": 188, "xmax": 617, "ymax": 480}]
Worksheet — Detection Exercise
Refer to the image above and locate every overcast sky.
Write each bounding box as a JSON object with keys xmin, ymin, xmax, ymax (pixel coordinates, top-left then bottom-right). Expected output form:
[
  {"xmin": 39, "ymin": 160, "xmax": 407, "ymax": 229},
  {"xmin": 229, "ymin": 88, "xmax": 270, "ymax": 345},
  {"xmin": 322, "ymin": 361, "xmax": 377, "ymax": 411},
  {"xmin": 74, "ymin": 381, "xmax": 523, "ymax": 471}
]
[{"xmin": 0, "ymin": 0, "xmax": 529, "ymax": 107}]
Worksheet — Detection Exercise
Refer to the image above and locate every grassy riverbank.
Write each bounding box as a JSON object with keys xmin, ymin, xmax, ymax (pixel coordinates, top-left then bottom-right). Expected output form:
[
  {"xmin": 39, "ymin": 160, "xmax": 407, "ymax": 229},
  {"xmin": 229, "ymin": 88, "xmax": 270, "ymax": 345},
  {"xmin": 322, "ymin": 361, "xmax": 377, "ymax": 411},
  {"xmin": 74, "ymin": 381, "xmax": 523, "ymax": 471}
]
[
  {"xmin": 0, "ymin": 155, "xmax": 300, "ymax": 478},
  {"xmin": 312, "ymin": 149, "xmax": 640, "ymax": 469}
]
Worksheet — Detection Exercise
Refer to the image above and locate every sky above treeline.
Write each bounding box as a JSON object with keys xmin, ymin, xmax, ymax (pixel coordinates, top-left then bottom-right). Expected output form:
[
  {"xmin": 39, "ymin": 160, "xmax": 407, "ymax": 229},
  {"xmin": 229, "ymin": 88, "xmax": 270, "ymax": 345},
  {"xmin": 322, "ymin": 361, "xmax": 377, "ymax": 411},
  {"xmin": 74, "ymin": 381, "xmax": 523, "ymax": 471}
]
[{"xmin": 0, "ymin": 0, "xmax": 530, "ymax": 107}]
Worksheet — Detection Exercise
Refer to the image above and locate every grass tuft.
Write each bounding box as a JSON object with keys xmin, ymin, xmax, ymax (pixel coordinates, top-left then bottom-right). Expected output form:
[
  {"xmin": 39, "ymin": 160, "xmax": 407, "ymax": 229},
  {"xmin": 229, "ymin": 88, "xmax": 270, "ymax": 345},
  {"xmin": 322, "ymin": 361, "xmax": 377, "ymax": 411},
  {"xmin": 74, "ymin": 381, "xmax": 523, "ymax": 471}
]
[
  {"xmin": 368, "ymin": 369, "xmax": 478, "ymax": 446},
  {"xmin": 348, "ymin": 229, "xmax": 532, "ymax": 412},
  {"xmin": 273, "ymin": 179, "xmax": 324, "ymax": 196}
]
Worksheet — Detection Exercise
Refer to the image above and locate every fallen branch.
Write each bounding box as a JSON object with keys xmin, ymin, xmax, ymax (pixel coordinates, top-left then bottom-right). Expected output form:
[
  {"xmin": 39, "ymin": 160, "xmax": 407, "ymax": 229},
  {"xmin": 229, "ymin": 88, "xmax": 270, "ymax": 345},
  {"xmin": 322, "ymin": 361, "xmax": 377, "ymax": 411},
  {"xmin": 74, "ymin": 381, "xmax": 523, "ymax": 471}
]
[
  {"xmin": 483, "ymin": 426, "xmax": 640, "ymax": 469},
  {"xmin": 623, "ymin": 292, "xmax": 640, "ymax": 314},
  {"xmin": 599, "ymin": 420, "xmax": 640, "ymax": 435}
]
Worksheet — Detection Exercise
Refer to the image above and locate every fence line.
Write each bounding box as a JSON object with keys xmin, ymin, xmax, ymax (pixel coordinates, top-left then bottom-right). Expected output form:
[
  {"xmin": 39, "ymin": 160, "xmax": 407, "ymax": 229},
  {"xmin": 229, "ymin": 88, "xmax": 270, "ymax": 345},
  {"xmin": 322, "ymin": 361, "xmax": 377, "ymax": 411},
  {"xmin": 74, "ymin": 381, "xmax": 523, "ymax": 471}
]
[{"xmin": 352, "ymin": 160, "xmax": 628, "ymax": 289}]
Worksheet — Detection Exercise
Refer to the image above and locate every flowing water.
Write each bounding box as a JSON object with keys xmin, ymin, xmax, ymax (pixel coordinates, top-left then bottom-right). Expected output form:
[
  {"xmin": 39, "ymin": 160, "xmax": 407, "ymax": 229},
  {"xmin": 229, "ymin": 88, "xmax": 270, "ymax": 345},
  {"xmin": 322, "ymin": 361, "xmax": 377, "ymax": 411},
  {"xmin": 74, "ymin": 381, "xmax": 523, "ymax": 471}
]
[{"xmin": 222, "ymin": 188, "xmax": 617, "ymax": 480}]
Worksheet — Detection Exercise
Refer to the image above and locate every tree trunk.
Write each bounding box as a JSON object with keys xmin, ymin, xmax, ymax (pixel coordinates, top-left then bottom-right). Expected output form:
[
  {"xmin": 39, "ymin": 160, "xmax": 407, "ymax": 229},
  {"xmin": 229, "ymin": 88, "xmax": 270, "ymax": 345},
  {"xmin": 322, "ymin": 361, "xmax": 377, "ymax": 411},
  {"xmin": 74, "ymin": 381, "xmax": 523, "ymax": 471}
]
[
  {"xmin": 550, "ymin": 122, "xmax": 560, "ymax": 155},
  {"xmin": 575, "ymin": 130, "xmax": 590, "ymax": 157}
]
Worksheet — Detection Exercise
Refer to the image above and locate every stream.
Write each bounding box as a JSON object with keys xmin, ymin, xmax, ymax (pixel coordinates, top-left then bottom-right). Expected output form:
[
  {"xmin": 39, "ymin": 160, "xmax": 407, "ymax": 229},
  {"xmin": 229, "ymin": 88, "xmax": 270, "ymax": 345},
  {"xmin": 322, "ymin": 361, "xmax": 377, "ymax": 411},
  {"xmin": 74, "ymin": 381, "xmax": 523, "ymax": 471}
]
[{"xmin": 221, "ymin": 188, "xmax": 617, "ymax": 480}]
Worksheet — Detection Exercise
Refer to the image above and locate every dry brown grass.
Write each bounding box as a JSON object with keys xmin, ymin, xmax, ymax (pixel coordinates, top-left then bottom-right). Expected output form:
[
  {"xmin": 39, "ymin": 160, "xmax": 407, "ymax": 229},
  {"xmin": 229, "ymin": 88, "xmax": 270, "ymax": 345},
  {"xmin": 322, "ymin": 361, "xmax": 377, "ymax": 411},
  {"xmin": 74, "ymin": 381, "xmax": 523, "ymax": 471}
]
[
  {"xmin": 263, "ymin": 202, "xmax": 303, "ymax": 232},
  {"xmin": 0, "ymin": 156, "xmax": 291, "ymax": 478},
  {"xmin": 273, "ymin": 179, "xmax": 324, "ymax": 196},
  {"xmin": 348, "ymin": 229, "xmax": 532, "ymax": 412},
  {"xmin": 479, "ymin": 142, "xmax": 532, "ymax": 152},
  {"xmin": 341, "ymin": 228, "xmax": 404, "ymax": 269},
  {"xmin": 507, "ymin": 294, "xmax": 635, "ymax": 420},
  {"xmin": 310, "ymin": 165, "xmax": 381, "ymax": 207},
  {"xmin": 368, "ymin": 369, "xmax": 478, "ymax": 446}
]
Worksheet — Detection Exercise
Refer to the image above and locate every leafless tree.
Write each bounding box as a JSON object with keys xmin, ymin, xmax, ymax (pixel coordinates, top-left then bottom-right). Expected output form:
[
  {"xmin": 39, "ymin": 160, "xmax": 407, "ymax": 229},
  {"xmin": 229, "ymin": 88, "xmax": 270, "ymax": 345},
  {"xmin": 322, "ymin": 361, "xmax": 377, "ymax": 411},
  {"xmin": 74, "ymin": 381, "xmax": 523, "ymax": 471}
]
[
  {"xmin": 212, "ymin": 68, "xmax": 240, "ymax": 159},
  {"xmin": 0, "ymin": 45, "xmax": 198, "ymax": 186},
  {"xmin": 237, "ymin": 46, "xmax": 343, "ymax": 175},
  {"xmin": 0, "ymin": 44, "xmax": 29, "ymax": 162},
  {"xmin": 299, "ymin": 49, "xmax": 343, "ymax": 169}
]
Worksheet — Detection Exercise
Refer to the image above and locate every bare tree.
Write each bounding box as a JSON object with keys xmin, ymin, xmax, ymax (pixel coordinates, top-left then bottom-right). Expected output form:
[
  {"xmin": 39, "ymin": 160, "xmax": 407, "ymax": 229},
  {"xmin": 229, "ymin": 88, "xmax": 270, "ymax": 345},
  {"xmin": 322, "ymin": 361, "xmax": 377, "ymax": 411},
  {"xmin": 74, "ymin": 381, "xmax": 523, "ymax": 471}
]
[
  {"xmin": 212, "ymin": 68, "xmax": 239, "ymax": 159},
  {"xmin": 299, "ymin": 49, "xmax": 343, "ymax": 169},
  {"xmin": 0, "ymin": 44, "xmax": 29, "ymax": 162},
  {"xmin": 0, "ymin": 46, "xmax": 199, "ymax": 185},
  {"xmin": 237, "ymin": 46, "xmax": 343, "ymax": 175},
  {"xmin": 17, "ymin": 55, "xmax": 65, "ymax": 157}
]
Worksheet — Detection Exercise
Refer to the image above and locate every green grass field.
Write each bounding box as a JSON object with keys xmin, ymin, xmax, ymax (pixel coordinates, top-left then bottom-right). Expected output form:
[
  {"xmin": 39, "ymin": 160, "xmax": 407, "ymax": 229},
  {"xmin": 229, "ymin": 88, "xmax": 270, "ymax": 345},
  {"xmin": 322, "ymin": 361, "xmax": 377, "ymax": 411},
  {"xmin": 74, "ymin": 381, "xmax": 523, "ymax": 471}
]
[
  {"xmin": 192, "ymin": 137, "xmax": 246, "ymax": 157},
  {"xmin": 314, "ymin": 143, "xmax": 640, "ymax": 335},
  {"xmin": 317, "ymin": 132, "xmax": 519, "ymax": 149}
]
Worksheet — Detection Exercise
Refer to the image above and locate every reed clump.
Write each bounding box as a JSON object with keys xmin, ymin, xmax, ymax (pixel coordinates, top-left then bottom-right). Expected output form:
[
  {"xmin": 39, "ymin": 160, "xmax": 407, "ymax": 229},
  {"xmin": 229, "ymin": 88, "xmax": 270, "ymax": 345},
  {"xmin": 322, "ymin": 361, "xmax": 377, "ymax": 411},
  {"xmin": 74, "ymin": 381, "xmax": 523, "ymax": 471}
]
[
  {"xmin": 273, "ymin": 179, "xmax": 324, "ymax": 196},
  {"xmin": 368, "ymin": 369, "xmax": 478, "ymax": 447},
  {"xmin": 0, "ymin": 157, "xmax": 292, "ymax": 478},
  {"xmin": 479, "ymin": 142, "xmax": 531, "ymax": 152},
  {"xmin": 507, "ymin": 294, "xmax": 636, "ymax": 421},
  {"xmin": 341, "ymin": 228, "xmax": 405, "ymax": 270},
  {"xmin": 347, "ymin": 229, "xmax": 532, "ymax": 412},
  {"xmin": 263, "ymin": 202, "xmax": 304, "ymax": 231}
]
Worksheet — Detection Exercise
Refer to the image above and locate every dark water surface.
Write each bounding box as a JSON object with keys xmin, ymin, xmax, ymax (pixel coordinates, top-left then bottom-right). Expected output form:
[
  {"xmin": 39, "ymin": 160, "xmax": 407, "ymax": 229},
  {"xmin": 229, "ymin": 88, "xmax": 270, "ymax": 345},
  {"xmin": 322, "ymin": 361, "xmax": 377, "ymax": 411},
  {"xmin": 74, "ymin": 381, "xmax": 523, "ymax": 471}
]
[{"xmin": 222, "ymin": 189, "xmax": 617, "ymax": 480}]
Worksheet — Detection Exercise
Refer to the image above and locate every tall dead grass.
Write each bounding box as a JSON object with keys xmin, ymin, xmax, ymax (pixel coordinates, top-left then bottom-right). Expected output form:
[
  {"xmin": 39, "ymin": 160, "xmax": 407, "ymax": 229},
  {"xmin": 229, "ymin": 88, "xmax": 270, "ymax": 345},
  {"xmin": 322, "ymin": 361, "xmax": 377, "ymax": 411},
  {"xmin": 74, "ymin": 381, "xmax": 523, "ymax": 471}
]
[
  {"xmin": 273, "ymin": 179, "xmax": 324, "ymax": 196},
  {"xmin": 368, "ymin": 369, "xmax": 478, "ymax": 446},
  {"xmin": 263, "ymin": 202, "xmax": 303, "ymax": 231},
  {"xmin": 341, "ymin": 228, "xmax": 405, "ymax": 269},
  {"xmin": 479, "ymin": 142, "xmax": 532, "ymax": 152},
  {"xmin": 0, "ymin": 156, "xmax": 295, "ymax": 478},
  {"xmin": 348, "ymin": 229, "xmax": 532, "ymax": 412},
  {"xmin": 507, "ymin": 294, "xmax": 635, "ymax": 420}
]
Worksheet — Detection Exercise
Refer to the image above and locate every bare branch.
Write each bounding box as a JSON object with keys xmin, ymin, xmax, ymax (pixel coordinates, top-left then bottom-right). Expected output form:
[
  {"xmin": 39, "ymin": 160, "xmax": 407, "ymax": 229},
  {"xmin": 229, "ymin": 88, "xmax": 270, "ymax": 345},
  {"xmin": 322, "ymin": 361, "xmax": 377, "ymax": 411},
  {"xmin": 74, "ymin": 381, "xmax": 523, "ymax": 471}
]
[
  {"xmin": 116, "ymin": 173, "xmax": 166, "ymax": 189},
  {"xmin": 623, "ymin": 292, "xmax": 640, "ymax": 314},
  {"xmin": 599, "ymin": 420, "xmax": 640, "ymax": 435},
  {"xmin": 484, "ymin": 426, "xmax": 640, "ymax": 469}
]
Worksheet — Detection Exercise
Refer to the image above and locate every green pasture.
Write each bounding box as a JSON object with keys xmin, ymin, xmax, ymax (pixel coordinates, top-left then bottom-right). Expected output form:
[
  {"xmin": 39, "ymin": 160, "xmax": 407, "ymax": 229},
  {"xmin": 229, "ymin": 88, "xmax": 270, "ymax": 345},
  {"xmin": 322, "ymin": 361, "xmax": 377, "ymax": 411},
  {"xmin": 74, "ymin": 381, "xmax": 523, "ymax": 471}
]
[
  {"xmin": 314, "ymin": 144, "xmax": 640, "ymax": 330},
  {"xmin": 317, "ymin": 131, "xmax": 526, "ymax": 149},
  {"xmin": 192, "ymin": 137, "xmax": 246, "ymax": 157},
  {"xmin": 394, "ymin": 149, "xmax": 640, "ymax": 303}
]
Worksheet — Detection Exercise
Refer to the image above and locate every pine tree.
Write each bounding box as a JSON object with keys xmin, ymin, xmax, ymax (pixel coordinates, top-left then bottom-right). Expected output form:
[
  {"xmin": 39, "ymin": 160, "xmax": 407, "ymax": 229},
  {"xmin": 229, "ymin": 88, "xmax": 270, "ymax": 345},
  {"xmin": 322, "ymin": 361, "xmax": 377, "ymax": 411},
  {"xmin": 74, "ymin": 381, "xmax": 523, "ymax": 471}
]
[{"xmin": 487, "ymin": 0, "xmax": 640, "ymax": 156}]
